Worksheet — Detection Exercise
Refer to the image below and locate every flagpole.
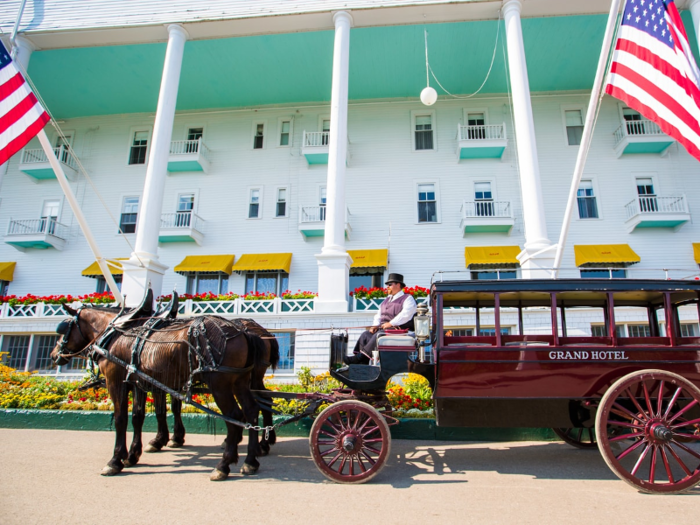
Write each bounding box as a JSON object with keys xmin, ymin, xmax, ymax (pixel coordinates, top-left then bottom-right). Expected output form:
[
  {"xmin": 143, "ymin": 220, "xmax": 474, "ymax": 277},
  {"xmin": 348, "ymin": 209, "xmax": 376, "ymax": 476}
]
[
  {"xmin": 552, "ymin": 0, "xmax": 626, "ymax": 277},
  {"xmin": 36, "ymin": 129, "xmax": 125, "ymax": 305}
]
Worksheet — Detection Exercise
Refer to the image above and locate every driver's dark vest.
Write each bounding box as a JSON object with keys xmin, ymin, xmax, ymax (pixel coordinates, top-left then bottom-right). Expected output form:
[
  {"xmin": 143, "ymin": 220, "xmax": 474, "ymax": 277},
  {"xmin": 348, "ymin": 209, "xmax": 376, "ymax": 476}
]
[{"xmin": 378, "ymin": 293, "xmax": 415, "ymax": 330}]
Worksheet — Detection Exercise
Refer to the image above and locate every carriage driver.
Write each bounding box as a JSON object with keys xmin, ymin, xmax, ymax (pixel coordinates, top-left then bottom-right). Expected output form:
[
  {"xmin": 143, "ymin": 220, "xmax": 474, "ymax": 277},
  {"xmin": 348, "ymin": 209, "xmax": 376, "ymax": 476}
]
[{"xmin": 344, "ymin": 273, "xmax": 417, "ymax": 365}]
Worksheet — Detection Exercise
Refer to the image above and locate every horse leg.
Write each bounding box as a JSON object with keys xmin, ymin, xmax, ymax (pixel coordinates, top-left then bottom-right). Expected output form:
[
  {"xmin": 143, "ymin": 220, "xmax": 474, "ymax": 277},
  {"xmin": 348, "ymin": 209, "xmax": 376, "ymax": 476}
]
[
  {"xmin": 124, "ymin": 386, "xmax": 145, "ymax": 467},
  {"xmin": 168, "ymin": 396, "xmax": 186, "ymax": 448},
  {"xmin": 251, "ymin": 372, "xmax": 273, "ymax": 456},
  {"xmin": 146, "ymin": 390, "xmax": 169, "ymax": 452},
  {"xmin": 208, "ymin": 384, "xmax": 245, "ymax": 481},
  {"xmin": 235, "ymin": 383, "xmax": 262, "ymax": 475},
  {"xmin": 102, "ymin": 380, "xmax": 130, "ymax": 476}
]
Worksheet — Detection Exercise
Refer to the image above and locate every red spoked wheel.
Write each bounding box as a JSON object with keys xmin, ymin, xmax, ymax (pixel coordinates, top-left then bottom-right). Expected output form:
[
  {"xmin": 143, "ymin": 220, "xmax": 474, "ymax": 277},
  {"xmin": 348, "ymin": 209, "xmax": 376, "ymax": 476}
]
[
  {"xmin": 596, "ymin": 369, "xmax": 700, "ymax": 494},
  {"xmin": 309, "ymin": 400, "xmax": 391, "ymax": 484},
  {"xmin": 552, "ymin": 427, "xmax": 597, "ymax": 449}
]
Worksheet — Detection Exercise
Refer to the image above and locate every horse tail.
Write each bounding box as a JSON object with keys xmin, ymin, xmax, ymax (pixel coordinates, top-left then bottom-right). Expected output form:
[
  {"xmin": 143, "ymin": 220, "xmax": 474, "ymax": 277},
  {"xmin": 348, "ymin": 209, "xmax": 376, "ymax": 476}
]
[
  {"xmin": 244, "ymin": 331, "xmax": 268, "ymax": 371},
  {"xmin": 268, "ymin": 336, "xmax": 280, "ymax": 372}
]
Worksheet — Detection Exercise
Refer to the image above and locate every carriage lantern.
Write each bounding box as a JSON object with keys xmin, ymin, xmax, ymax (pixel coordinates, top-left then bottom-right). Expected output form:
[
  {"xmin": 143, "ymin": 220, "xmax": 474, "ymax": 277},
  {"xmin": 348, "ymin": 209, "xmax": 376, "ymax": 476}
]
[{"xmin": 414, "ymin": 303, "xmax": 430, "ymax": 362}]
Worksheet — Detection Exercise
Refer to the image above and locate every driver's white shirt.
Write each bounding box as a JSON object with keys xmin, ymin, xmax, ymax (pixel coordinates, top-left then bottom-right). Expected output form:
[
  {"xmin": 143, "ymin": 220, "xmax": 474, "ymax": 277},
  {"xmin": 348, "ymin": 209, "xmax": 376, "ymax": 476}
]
[{"xmin": 371, "ymin": 290, "xmax": 417, "ymax": 327}]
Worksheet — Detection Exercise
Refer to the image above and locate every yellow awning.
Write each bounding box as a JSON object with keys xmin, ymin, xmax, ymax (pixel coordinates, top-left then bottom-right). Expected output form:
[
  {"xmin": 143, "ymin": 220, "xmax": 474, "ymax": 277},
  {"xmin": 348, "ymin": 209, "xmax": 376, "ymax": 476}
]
[
  {"xmin": 465, "ymin": 246, "xmax": 521, "ymax": 267},
  {"xmin": 348, "ymin": 249, "xmax": 388, "ymax": 269},
  {"xmin": 174, "ymin": 255, "xmax": 235, "ymax": 275},
  {"xmin": 232, "ymin": 253, "xmax": 292, "ymax": 273},
  {"xmin": 693, "ymin": 243, "xmax": 700, "ymax": 264},
  {"xmin": 574, "ymin": 244, "xmax": 640, "ymax": 266},
  {"xmin": 81, "ymin": 258, "xmax": 128, "ymax": 277},
  {"xmin": 0, "ymin": 262, "xmax": 16, "ymax": 282}
]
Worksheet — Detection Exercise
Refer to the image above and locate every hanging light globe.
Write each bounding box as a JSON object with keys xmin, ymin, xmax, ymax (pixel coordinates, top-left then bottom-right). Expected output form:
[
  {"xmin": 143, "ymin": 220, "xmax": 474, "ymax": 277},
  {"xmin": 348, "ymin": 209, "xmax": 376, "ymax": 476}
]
[{"xmin": 420, "ymin": 86, "xmax": 438, "ymax": 106}]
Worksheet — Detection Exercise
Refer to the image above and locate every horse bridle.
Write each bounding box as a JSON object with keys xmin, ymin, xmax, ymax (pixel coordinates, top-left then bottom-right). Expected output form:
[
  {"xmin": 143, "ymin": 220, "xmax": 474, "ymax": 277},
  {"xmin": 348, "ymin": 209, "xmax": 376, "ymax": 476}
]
[{"xmin": 56, "ymin": 308, "xmax": 90, "ymax": 359}]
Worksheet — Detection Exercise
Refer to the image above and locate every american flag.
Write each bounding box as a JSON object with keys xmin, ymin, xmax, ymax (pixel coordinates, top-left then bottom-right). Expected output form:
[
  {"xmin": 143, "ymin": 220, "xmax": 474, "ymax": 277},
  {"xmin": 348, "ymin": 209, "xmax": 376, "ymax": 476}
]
[
  {"xmin": 605, "ymin": 0, "xmax": 700, "ymax": 161},
  {"xmin": 0, "ymin": 41, "xmax": 50, "ymax": 165}
]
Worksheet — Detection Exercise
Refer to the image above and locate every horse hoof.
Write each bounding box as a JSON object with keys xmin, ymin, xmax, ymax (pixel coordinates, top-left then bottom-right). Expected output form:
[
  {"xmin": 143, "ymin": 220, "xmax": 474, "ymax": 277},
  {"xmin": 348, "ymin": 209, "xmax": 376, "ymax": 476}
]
[
  {"xmin": 100, "ymin": 465, "xmax": 122, "ymax": 476},
  {"xmin": 240, "ymin": 463, "xmax": 259, "ymax": 476},
  {"xmin": 210, "ymin": 469, "xmax": 228, "ymax": 481},
  {"xmin": 123, "ymin": 458, "xmax": 136, "ymax": 468},
  {"xmin": 168, "ymin": 440, "xmax": 183, "ymax": 448},
  {"xmin": 259, "ymin": 442, "xmax": 270, "ymax": 456},
  {"xmin": 144, "ymin": 444, "xmax": 161, "ymax": 453}
]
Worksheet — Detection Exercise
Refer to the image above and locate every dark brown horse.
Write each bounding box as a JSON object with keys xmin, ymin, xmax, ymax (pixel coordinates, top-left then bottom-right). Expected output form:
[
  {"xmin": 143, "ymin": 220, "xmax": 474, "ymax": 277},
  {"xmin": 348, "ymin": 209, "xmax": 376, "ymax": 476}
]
[{"xmin": 51, "ymin": 304, "xmax": 268, "ymax": 481}]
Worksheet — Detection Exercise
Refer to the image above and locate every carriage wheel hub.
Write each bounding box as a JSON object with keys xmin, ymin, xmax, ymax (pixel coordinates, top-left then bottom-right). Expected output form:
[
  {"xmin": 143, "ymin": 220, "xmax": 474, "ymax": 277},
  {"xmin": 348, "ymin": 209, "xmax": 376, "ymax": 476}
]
[
  {"xmin": 341, "ymin": 434, "xmax": 359, "ymax": 453},
  {"xmin": 648, "ymin": 421, "xmax": 673, "ymax": 443}
]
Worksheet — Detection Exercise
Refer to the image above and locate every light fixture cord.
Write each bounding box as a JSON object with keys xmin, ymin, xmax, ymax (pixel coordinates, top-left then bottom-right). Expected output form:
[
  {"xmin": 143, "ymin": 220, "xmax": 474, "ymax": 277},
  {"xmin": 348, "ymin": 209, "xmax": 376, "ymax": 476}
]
[{"xmin": 424, "ymin": 28, "xmax": 430, "ymax": 87}]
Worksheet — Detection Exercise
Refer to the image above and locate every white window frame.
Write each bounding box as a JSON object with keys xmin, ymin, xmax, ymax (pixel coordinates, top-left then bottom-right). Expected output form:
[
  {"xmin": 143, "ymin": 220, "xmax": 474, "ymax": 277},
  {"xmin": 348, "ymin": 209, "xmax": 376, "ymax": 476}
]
[
  {"xmin": 575, "ymin": 177, "xmax": 602, "ymax": 220},
  {"xmin": 53, "ymin": 130, "xmax": 74, "ymax": 149},
  {"xmin": 126, "ymin": 126, "xmax": 152, "ymax": 166},
  {"xmin": 462, "ymin": 108, "xmax": 489, "ymax": 126},
  {"xmin": 473, "ymin": 179, "xmax": 496, "ymax": 200},
  {"xmin": 118, "ymin": 194, "xmax": 141, "ymax": 235},
  {"xmin": 631, "ymin": 172, "xmax": 660, "ymax": 201},
  {"xmin": 560, "ymin": 105, "xmax": 586, "ymax": 147},
  {"xmin": 40, "ymin": 198, "xmax": 62, "ymax": 220},
  {"xmin": 410, "ymin": 110, "xmax": 437, "ymax": 152},
  {"xmin": 274, "ymin": 186, "xmax": 289, "ymax": 218},
  {"xmin": 251, "ymin": 120, "xmax": 267, "ymax": 150},
  {"xmin": 174, "ymin": 190, "xmax": 199, "ymax": 213},
  {"xmin": 186, "ymin": 272, "xmax": 229, "ymax": 295},
  {"xmin": 415, "ymin": 181, "xmax": 441, "ymax": 224},
  {"xmin": 318, "ymin": 115, "xmax": 331, "ymax": 133},
  {"xmin": 184, "ymin": 125, "xmax": 205, "ymax": 141},
  {"xmin": 277, "ymin": 117, "xmax": 293, "ymax": 148},
  {"xmin": 247, "ymin": 186, "xmax": 263, "ymax": 219},
  {"xmin": 244, "ymin": 271, "xmax": 289, "ymax": 296}
]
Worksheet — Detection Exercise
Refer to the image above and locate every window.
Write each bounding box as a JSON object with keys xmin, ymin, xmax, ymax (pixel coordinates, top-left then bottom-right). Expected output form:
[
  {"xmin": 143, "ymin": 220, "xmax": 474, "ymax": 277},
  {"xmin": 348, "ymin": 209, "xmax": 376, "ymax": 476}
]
[
  {"xmin": 34, "ymin": 335, "xmax": 59, "ymax": 371},
  {"xmin": 592, "ymin": 324, "xmax": 650, "ymax": 337},
  {"xmin": 119, "ymin": 197, "xmax": 139, "ymax": 234},
  {"xmin": 129, "ymin": 131, "xmax": 149, "ymax": 165},
  {"xmin": 253, "ymin": 123, "xmax": 264, "ymax": 149},
  {"xmin": 349, "ymin": 273, "xmax": 384, "ymax": 291},
  {"xmin": 275, "ymin": 188, "xmax": 287, "ymax": 218},
  {"xmin": 478, "ymin": 327, "xmax": 512, "ymax": 336},
  {"xmin": 627, "ymin": 324, "xmax": 651, "ymax": 337},
  {"xmin": 245, "ymin": 272, "xmax": 289, "ymax": 296},
  {"xmin": 636, "ymin": 178, "xmax": 657, "ymax": 212},
  {"xmin": 319, "ymin": 187, "xmax": 327, "ymax": 221},
  {"xmin": 185, "ymin": 273, "xmax": 229, "ymax": 295},
  {"xmin": 580, "ymin": 269, "xmax": 627, "ymax": 278},
  {"xmin": 624, "ymin": 107, "xmax": 643, "ymax": 134},
  {"xmin": 176, "ymin": 193, "xmax": 195, "ymax": 227},
  {"xmin": 474, "ymin": 182, "xmax": 494, "ymax": 217},
  {"xmin": 273, "ymin": 332, "xmax": 295, "ymax": 370},
  {"xmin": 248, "ymin": 189, "xmax": 261, "ymax": 219},
  {"xmin": 96, "ymin": 275, "xmax": 122, "ymax": 294},
  {"xmin": 321, "ymin": 119, "xmax": 330, "ymax": 145},
  {"xmin": 467, "ymin": 112, "xmax": 486, "ymax": 139},
  {"xmin": 565, "ymin": 110, "xmax": 584, "ymax": 145},
  {"xmin": 680, "ymin": 323, "xmax": 699, "ymax": 337},
  {"xmin": 55, "ymin": 133, "xmax": 73, "ymax": 163},
  {"xmin": 414, "ymin": 115, "xmax": 434, "ymax": 150},
  {"xmin": 417, "ymin": 184, "xmax": 437, "ymax": 223},
  {"xmin": 470, "ymin": 270, "xmax": 517, "ymax": 280},
  {"xmin": 0, "ymin": 280, "xmax": 8, "ymax": 296},
  {"xmin": 279, "ymin": 120, "xmax": 291, "ymax": 146},
  {"xmin": 41, "ymin": 199, "xmax": 60, "ymax": 235},
  {"xmin": 186, "ymin": 128, "xmax": 203, "ymax": 153},
  {"xmin": 577, "ymin": 180, "xmax": 598, "ymax": 219},
  {"xmin": 3, "ymin": 335, "xmax": 30, "ymax": 370}
]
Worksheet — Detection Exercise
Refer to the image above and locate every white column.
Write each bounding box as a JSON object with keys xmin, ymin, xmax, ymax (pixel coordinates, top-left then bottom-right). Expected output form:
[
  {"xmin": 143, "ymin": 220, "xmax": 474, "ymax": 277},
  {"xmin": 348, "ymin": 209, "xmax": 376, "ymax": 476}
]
[
  {"xmin": 121, "ymin": 24, "xmax": 188, "ymax": 306},
  {"xmin": 315, "ymin": 11, "xmax": 353, "ymax": 314},
  {"xmin": 0, "ymin": 36, "xmax": 35, "ymax": 192},
  {"xmin": 503, "ymin": 0, "xmax": 554, "ymax": 278},
  {"xmin": 690, "ymin": 0, "xmax": 700, "ymax": 56}
]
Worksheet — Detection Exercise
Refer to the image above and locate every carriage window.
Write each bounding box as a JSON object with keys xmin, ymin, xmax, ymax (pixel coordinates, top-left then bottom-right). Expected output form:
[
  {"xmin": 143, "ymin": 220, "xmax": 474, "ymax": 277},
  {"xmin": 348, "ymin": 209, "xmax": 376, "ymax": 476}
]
[
  {"xmin": 3, "ymin": 335, "xmax": 30, "ymax": 371},
  {"xmin": 129, "ymin": 130, "xmax": 149, "ymax": 165},
  {"xmin": 185, "ymin": 273, "xmax": 229, "ymax": 295},
  {"xmin": 33, "ymin": 335, "xmax": 59, "ymax": 371},
  {"xmin": 119, "ymin": 197, "xmax": 139, "ymax": 234},
  {"xmin": 272, "ymin": 331, "xmax": 295, "ymax": 370},
  {"xmin": 245, "ymin": 272, "xmax": 289, "ymax": 296}
]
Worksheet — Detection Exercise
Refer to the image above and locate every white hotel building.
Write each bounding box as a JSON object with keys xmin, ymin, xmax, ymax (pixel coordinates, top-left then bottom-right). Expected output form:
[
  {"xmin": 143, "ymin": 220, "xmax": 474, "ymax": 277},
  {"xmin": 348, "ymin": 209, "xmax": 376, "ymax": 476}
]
[{"xmin": 1, "ymin": 0, "xmax": 700, "ymax": 378}]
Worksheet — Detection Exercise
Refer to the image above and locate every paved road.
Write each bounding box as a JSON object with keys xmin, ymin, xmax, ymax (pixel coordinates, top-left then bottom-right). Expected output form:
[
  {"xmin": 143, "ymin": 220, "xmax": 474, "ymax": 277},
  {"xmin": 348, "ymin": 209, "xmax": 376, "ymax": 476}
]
[{"xmin": 1, "ymin": 428, "xmax": 698, "ymax": 525}]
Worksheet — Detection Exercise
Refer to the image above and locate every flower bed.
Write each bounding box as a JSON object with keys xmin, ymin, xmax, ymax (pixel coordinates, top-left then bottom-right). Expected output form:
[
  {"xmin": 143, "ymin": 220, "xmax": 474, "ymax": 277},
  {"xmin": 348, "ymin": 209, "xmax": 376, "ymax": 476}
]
[
  {"xmin": 349, "ymin": 285, "xmax": 429, "ymax": 299},
  {"xmin": 0, "ymin": 292, "xmax": 116, "ymax": 307}
]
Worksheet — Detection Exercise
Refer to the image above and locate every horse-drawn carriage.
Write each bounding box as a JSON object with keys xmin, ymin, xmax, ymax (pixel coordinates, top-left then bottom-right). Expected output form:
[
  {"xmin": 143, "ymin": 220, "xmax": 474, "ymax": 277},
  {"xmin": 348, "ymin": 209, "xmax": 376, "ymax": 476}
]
[{"xmin": 52, "ymin": 278, "xmax": 700, "ymax": 493}]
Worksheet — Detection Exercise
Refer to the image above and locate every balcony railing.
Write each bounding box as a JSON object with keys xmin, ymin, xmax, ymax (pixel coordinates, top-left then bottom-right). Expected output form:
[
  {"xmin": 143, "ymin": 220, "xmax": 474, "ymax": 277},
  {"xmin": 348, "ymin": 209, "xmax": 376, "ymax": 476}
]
[
  {"xmin": 624, "ymin": 195, "xmax": 688, "ymax": 220},
  {"xmin": 21, "ymin": 146, "xmax": 78, "ymax": 170},
  {"xmin": 458, "ymin": 123, "xmax": 506, "ymax": 141},
  {"xmin": 169, "ymin": 138, "xmax": 211, "ymax": 160},
  {"xmin": 300, "ymin": 206, "xmax": 327, "ymax": 223},
  {"xmin": 303, "ymin": 131, "xmax": 330, "ymax": 147},
  {"xmin": 613, "ymin": 119, "xmax": 666, "ymax": 146},
  {"xmin": 160, "ymin": 211, "xmax": 205, "ymax": 231},
  {"xmin": 461, "ymin": 201, "xmax": 512, "ymax": 218},
  {"xmin": 6, "ymin": 218, "xmax": 69, "ymax": 239}
]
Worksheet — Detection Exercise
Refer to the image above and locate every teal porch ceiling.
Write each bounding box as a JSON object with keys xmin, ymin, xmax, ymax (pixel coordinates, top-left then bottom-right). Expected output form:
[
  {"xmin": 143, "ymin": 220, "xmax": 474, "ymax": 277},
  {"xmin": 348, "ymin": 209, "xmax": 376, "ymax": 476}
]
[{"xmin": 25, "ymin": 13, "xmax": 699, "ymax": 119}]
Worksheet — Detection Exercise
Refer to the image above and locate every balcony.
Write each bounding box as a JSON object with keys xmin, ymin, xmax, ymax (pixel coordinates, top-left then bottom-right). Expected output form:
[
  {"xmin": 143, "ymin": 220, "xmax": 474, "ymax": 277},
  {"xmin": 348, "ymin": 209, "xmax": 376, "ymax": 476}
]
[
  {"xmin": 159, "ymin": 212, "xmax": 205, "ymax": 244},
  {"xmin": 302, "ymin": 131, "xmax": 330, "ymax": 165},
  {"xmin": 460, "ymin": 201, "xmax": 514, "ymax": 235},
  {"xmin": 19, "ymin": 146, "xmax": 78, "ymax": 181},
  {"xmin": 4, "ymin": 218, "xmax": 68, "ymax": 250},
  {"xmin": 298, "ymin": 206, "xmax": 351, "ymax": 240},
  {"xmin": 167, "ymin": 139, "xmax": 211, "ymax": 173},
  {"xmin": 457, "ymin": 123, "xmax": 507, "ymax": 160},
  {"xmin": 624, "ymin": 195, "xmax": 690, "ymax": 233},
  {"xmin": 613, "ymin": 119, "xmax": 674, "ymax": 157}
]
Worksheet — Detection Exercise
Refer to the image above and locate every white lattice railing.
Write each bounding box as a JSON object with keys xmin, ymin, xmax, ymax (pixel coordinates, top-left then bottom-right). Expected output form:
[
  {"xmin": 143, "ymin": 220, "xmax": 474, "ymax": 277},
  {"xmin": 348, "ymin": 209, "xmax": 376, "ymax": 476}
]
[
  {"xmin": 624, "ymin": 195, "xmax": 688, "ymax": 220},
  {"xmin": 303, "ymin": 131, "xmax": 330, "ymax": 147},
  {"xmin": 6, "ymin": 218, "xmax": 69, "ymax": 239},
  {"xmin": 160, "ymin": 212, "xmax": 205, "ymax": 232},
  {"xmin": 169, "ymin": 138, "xmax": 211, "ymax": 160},
  {"xmin": 458, "ymin": 123, "xmax": 506, "ymax": 141},
  {"xmin": 21, "ymin": 146, "xmax": 78, "ymax": 170},
  {"xmin": 461, "ymin": 201, "xmax": 512, "ymax": 219},
  {"xmin": 613, "ymin": 119, "xmax": 666, "ymax": 146},
  {"xmin": 353, "ymin": 296, "xmax": 428, "ymax": 311}
]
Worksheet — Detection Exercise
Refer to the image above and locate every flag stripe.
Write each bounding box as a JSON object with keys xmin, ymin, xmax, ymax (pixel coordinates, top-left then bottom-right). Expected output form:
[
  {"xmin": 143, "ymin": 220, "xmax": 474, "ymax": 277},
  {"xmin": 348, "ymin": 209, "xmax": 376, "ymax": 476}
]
[
  {"xmin": 0, "ymin": 72, "xmax": 25, "ymax": 104},
  {"xmin": 0, "ymin": 92, "xmax": 40, "ymax": 135},
  {"xmin": 0, "ymin": 111, "xmax": 50, "ymax": 164}
]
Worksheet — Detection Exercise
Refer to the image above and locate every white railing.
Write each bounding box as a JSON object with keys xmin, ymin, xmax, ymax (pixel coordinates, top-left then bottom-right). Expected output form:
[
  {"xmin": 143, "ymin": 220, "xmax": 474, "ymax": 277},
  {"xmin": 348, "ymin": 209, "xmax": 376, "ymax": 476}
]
[
  {"xmin": 160, "ymin": 212, "xmax": 205, "ymax": 232},
  {"xmin": 461, "ymin": 201, "xmax": 512, "ymax": 219},
  {"xmin": 6, "ymin": 218, "xmax": 69, "ymax": 239},
  {"xmin": 303, "ymin": 131, "xmax": 330, "ymax": 147},
  {"xmin": 299, "ymin": 206, "xmax": 350, "ymax": 224},
  {"xmin": 353, "ymin": 296, "xmax": 429, "ymax": 312},
  {"xmin": 458, "ymin": 123, "xmax": 506, "ymax": 141},
  {"xmin": 613, "ymin": 119, "xmax": 665, "ymax": 146},
  {"xmin": 624, "ymin": 195, "xmax": 688, "ymax": 220},
  {"xmin": 21, "ymin": 146, "xmax": 78, "ymax": 170},
  {"xmin": 169, "ymin": 138, "xmax": 211, "ymax": 161}
]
